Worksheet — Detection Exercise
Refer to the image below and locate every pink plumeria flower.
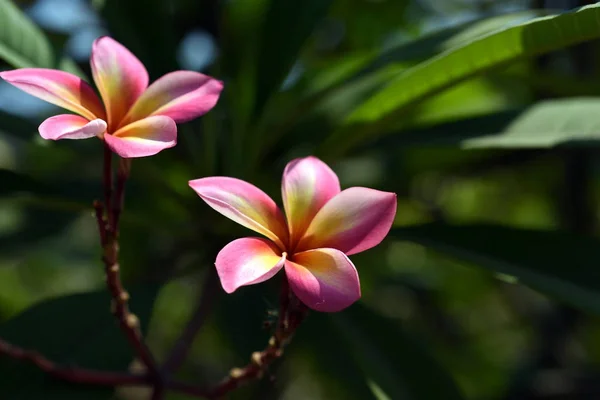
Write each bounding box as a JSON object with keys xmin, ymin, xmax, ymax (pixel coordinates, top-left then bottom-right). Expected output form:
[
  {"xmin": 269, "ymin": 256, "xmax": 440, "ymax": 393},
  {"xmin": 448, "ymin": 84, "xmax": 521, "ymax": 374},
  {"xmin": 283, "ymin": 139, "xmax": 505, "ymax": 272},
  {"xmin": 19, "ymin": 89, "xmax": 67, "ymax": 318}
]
[
  {"xmin": 189, "ymin": 156, "xmax": 397, "ymax": 312},
  {"xmin": 0, "ymin": 36, "xmax": 223, "ymax": 158}
]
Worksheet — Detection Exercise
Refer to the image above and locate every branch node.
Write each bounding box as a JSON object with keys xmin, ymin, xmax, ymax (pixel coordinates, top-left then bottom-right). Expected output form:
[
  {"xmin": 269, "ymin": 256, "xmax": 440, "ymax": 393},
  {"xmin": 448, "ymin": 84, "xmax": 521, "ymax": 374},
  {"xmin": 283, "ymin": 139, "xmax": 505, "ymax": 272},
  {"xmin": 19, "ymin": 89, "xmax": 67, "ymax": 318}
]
[
  {"xmin": 120, "ymin": 291, "xmax": 130, "ymax": 302},
  {"xmin": 229, "ymin": 368, "xmax": 245, "ymax": 379},
  {"xmin": 251, "ymin": 352, "xmax": 263, "ymax": 366},
  {"xmin": 126, "ymin": 314, "xmax": 140, "ymax": 329}
]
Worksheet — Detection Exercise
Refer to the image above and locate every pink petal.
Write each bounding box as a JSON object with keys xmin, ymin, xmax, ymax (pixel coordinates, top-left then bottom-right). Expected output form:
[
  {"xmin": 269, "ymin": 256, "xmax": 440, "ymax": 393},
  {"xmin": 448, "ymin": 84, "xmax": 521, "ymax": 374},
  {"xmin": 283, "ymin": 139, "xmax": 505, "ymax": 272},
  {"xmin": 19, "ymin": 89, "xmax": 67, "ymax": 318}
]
[
  {"xmin": 0, "ymin": 68, "xmax": 105, "ymax": 121},
  {"xmin": 282, "ymin": 156, "xmax": 340, "ymax": 248},
  {"xmin": 121, "ymin": 71, "xmax": 224, "ymax": 126},
  {"xmin": 188, "ymin": 177, "xmax": 289, "ymax": 249},
  {"xmin": 105, "ymin": 115, "xmax": 176, "ymax": 158},
  {"xmin": 90, "ymin": 36, "xmax": 149, "ymax": 130},
  {"xmin": 39, "ymin": 114, "xmax": 106, "ymax": 140},
  {"xmin": 216, "ymin": 237, "xmax": 286, "ymax": 293},
  {"xmin": 285, "ymin": 248, "xmax": 360, "ymax": 312},
  {"xmin": 297, "ymin": 187, "xmax": 397, "ymax": 256}
]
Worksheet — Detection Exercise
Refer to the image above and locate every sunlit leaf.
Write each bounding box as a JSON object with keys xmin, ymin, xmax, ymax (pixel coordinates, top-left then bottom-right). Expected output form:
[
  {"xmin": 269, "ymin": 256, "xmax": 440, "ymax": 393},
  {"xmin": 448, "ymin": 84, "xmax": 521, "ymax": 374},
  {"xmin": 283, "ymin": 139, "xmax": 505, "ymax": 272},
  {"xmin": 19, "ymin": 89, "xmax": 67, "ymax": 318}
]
[
  {"xmin": 323, "ymin": 3, "xmax": 600, "ymax": 154},
  {"xmin": 364, "ymin": 99, "xmax": 600, "ymax": 150},
  {"xmin": 0, "ymin": 0, "xmax": 54, "ymax": 68}
]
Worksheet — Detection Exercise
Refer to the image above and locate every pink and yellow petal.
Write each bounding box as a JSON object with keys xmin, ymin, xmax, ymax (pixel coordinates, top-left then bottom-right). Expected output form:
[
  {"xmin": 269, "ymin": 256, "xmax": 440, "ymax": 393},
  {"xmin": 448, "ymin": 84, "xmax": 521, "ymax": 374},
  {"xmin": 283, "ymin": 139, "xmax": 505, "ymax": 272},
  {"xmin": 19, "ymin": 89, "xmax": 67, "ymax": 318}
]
[
  {"xmin": 91, "ymin": 36, "xmax": 148, "ymax": 130},
  {"xmin": 297, "ymin": 187, "xmax": 397, "ymax": 256},
  {"xmin": 285, "ymin": 248, "xmax": 360, "ymax": 312},
  {"xmin": 105, "ymin": 115, "xmax": 176, "ymax": 158},
  {"xmin": 188, "ymin": 177, "xmax": 289, "ymax": 249},
  {"xmin": 0, "ymin": 69, "xmax": 105, "ymax": 121},
  {"xmin": 282, "ymin": 156, "xmax": 340, "ymax": 247},
  {"xmin": 39, "ymin": 114, "xmax": 106, "ymax": 140},
  {"xmin": 216, "ymin": 237, "xmax": 286, "ymax": 293},
  {"xmin": 121, "ymin": 71, "xmax": 223, "ymax": 126}
]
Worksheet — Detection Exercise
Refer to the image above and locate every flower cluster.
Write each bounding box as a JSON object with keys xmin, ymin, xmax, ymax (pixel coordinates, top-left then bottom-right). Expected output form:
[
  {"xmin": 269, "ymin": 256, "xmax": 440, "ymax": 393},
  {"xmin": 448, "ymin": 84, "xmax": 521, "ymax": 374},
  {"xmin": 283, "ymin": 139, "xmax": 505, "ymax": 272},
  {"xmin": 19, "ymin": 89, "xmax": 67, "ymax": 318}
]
[{"xmin": 1, "ymin": 37, "xmax": 397, "ymax": 312}]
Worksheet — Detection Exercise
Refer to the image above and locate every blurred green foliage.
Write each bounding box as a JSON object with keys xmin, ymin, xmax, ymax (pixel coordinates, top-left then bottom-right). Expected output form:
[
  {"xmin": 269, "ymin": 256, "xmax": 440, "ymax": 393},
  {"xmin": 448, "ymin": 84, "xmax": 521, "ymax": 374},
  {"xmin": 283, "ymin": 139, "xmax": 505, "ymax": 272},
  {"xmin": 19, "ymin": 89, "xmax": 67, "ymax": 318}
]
[{"xmin": 2, "ymin": 0, "xmax": 600, "ymax": 398}]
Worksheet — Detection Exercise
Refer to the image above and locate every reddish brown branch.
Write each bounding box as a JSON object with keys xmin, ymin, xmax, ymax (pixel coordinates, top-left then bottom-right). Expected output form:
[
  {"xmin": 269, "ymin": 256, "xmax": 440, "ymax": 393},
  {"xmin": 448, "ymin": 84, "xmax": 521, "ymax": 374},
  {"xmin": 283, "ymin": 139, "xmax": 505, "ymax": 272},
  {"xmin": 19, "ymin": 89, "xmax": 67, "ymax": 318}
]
[
  {"xmin": 208, "ymin": 279, "xmax": 308, "ymax": 398},
  {"xmin": 97, "ymin": 153, "xmax": 157, "ymax": 376},
  {"xmin": 0, "ymin": 338, "xmax": 147, "ymax": 387},
  {"xmin": 103, "ymin": 142, "xmax": 113, "ymax": 224}
]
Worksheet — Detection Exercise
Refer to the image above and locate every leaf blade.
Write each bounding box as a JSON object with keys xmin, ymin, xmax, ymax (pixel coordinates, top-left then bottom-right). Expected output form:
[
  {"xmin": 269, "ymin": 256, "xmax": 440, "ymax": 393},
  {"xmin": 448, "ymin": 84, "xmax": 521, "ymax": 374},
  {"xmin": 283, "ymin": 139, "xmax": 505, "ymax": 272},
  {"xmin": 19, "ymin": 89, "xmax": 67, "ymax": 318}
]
[
  {"xmin": 322, "ymin": 3, "xmax": 600, "ymax": 153},
  {"xmin": 0, "ymin": 0, "xmax": 54, "ymax": 68},
  {"xmin": 391, "ymin": 224, "xmax": 600, "ymax": 315}
]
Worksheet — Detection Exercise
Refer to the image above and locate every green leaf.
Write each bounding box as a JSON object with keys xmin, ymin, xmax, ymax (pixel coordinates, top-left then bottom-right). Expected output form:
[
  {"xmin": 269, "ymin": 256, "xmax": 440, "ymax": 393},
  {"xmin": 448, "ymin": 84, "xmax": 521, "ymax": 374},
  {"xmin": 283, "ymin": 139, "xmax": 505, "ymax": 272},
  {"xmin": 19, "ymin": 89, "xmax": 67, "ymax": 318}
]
[
  {"xmin": 364, "ymin": 99, "xmax": 600, "ymax": 150},
  {"xmin": 460, "ymin": 98, "xmax": 600, "ymax": 148},
  {"xmin": 323, "ymin": 3, "xmax": 600, "ymax": 153},
  {"xmin": 0, "ymin": 0, "xmax": 54, "ymax": 68},
  {"xmin": 349, "ymin": 10, "xmax": 542, "ymax": 88},
  {"xmin": 0, "ymin": 285, "xmax": 159, "ymax": 399},
  {"xmin": 329, "ymin": 303, "xmax": 465, "ymax": 400},
  {"xmin": 254, "ymin": 0, "xmax": 333, "ymax": 118},
  {"xmin": 294, "ymin": 312, "xmax": 376, "ymax": 400},
  {"xmin": 391, "ymin": 223, "xmax": 600, "ymax": 316}
]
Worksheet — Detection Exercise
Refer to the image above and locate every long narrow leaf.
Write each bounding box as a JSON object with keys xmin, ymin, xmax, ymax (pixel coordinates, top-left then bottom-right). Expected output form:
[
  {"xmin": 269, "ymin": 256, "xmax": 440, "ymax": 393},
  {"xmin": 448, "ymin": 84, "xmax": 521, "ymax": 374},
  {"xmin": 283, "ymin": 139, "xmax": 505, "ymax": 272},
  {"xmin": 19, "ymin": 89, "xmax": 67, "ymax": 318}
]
[
  {"xmin": 391, "ymin": 224, "xmax": 600, "ymax": 315},
  {"xmin": 0, "ymin": 0, "xmax": 54, "ymax": 68},
  {"xmin": 322, "ymin": 3, "xmax": 600, "ymax": 154}
]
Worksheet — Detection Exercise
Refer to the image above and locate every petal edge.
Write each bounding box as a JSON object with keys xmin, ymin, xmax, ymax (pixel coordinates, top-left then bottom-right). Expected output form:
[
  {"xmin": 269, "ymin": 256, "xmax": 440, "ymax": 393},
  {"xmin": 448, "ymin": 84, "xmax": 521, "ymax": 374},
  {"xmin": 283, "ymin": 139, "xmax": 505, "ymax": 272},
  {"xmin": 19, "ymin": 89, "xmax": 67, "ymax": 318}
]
[
  {"xmin": 216, "ymin": 237, "xmax": 285, "ymax": 293},
  {"xmin": 122, "ymin": 71, "xmax": 223, "ymax": 126},
  {"xmin": 106, "ymin": 115, "xmax": 176, "ymax": 158},
  {"xmin": 282, "ymin": 156, "xmax": 340, "ymax": 248},
  {"xmin": 297, "ymin": 187, "xmax": 397, "ymax": 255},
  {"xmin": 0, "ymin": 68, "xmax": 105, "ymax": 120},
  {"xmin": 189, "ymin": 177, "xmax": 289, "ymax": 249},
  {"xmin": 285, "ymin": 248, "xmax": 360, "ymax": 312},
  {"xmin": 39, "ymin": 114, "xmax": 106, "ymax": 140}
]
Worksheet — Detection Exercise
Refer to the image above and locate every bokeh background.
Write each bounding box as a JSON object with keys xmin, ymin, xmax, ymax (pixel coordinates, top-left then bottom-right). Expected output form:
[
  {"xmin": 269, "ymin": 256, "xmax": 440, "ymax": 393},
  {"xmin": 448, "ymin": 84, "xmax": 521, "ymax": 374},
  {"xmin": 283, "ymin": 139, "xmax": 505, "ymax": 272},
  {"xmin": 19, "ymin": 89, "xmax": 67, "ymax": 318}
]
[{"xmin": 2, "ymin": 0, "xmax": 600, "ymax": 399}]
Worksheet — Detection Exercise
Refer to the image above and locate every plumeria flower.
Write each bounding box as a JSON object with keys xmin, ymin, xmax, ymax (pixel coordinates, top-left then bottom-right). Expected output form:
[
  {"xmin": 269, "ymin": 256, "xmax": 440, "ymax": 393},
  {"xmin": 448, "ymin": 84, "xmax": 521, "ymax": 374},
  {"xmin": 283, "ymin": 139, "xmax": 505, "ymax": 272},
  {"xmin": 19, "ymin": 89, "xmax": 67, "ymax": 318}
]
[
  {"xmin": 0, "ymin": 36, "xmax": 223, "ymax": 158},
  {"xmin": 189, "ymin": 157, "xmax": 397, "ymax": 312}
]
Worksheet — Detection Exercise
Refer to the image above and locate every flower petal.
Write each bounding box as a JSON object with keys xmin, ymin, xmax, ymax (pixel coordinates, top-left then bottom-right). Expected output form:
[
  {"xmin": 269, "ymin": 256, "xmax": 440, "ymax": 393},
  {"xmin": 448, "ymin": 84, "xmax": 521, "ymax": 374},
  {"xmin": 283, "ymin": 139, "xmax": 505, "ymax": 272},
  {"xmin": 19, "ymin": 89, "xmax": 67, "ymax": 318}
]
[
  {"xmin": 216, "ymin": 237, "xmax": 286, "ymax": 293},
  {"xmin": 188, "ymin": 177, "xmax": 289, "ymax": 249},
  {"xmin": 105, "ymin": 116, "xmax": 176, "ymax": 158},
  {"xmin": 91, "ymin": 36, "xmax": 148, "ymax": 130},
  {"xmin": 39, "ymin": 114, "xmax": 106, "ymax": 140},
  {"xmin": 0, "ymin": 68, "xmax": 105, "ymax": 120},
  {"xmin": 282, "ymin": 156, "xmax": 340, "ymax": 248},
  {"xmin": 121, "ymin": 71, "xmax": 224, "ymax": 126},
  {"xmin": 297, "ymin": 187, "xmax": 397, "ymax": 255},
  {"xmin": 285, "ymin": 248, "xmax": 360, "ymax": 312}
]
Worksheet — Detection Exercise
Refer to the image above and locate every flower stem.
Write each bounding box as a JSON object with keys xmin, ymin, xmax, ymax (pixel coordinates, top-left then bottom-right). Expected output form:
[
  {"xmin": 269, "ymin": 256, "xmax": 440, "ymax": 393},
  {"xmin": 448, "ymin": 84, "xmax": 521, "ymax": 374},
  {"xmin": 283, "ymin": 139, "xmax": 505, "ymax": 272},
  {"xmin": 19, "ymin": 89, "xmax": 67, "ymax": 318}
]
[{"xmin": 98, "ymin": 145, "xmax": 158, "ymax": 377}]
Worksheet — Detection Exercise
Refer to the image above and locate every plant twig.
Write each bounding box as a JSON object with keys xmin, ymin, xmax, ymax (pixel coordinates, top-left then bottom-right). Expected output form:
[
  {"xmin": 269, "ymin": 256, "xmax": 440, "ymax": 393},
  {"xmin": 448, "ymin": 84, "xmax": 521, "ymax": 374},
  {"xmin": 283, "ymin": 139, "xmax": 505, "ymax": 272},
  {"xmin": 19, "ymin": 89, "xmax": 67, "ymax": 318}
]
[
  {"xmin": 208, "ymin": 279, "xmax": 308, "ymax": 398},
  {"xmin": 97, "ymin": 151, "xmax": 158, "ymax": 377},
  {"xmin": 162, "ymin": 268, "xmax": 219, "ymax": 374},
  {"xmin": 0, "ymin": 338, "xmax": 147, "ymax": 387},
  {"xmin": 103, "ymin": 142, "xmax": 113, "ymax": 229}
]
